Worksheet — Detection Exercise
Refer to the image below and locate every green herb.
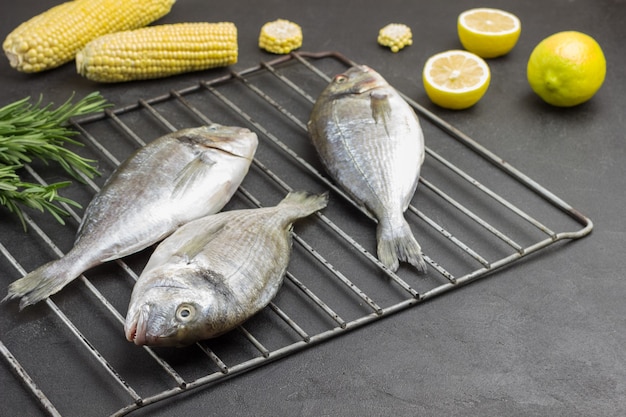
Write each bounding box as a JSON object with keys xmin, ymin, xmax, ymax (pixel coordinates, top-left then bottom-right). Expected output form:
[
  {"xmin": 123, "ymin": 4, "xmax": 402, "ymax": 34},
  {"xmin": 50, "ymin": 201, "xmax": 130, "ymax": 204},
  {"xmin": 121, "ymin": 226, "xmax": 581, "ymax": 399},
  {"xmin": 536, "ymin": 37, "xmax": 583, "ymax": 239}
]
[{"xmin": 0, "ymin": 92, "xmax": 110, "ymax": 230}]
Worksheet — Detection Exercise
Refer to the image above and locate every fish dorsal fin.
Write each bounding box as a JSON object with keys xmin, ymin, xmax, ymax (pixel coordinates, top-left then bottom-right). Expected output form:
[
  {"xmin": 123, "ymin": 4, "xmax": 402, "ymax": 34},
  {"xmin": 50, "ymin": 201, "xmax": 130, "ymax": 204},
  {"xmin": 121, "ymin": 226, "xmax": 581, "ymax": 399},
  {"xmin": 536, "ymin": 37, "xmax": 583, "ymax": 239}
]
[
  {"xmin": 172, "ymin": 153, "xmax": 216, "ymax": 199},
  {"xmin": 370, "ymin": 91, "xmax": 392, "ymax": 137}
]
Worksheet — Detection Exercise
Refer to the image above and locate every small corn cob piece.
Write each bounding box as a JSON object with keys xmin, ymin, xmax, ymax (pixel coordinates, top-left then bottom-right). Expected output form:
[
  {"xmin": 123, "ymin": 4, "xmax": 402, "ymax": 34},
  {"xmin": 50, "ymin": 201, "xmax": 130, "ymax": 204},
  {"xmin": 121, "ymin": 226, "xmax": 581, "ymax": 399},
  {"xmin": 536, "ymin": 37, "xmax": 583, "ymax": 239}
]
[
  {"xmin": 258, "ymin": 19, "xmax": 303, "ymax": 54},
  {"xmin": 76, "ymin": 22, "xmax": 238, "ymax": 83},
  {"xmin": 3, "ymin": 0, "xmax": 176, "ymax": 73},
  {"xmin": 377, "ymin": 23, "xmax": 413, "ymax": 53}
]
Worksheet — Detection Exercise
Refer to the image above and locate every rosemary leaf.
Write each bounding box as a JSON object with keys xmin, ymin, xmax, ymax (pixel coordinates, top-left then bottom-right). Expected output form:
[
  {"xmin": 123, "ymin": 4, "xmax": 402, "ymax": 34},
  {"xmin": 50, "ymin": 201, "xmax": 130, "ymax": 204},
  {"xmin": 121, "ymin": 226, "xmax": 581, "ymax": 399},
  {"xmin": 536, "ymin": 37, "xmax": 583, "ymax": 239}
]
[
  {"xmin": 0, "ymin": 91, "xmax": 109, "ymax": 180},
  {"xmin": 0, "ymin": 92, "xmax": 110, "ymax": 230},
  {"xmin": 0, "ymin": 165, "xmax": 78, "ymax": 230}
]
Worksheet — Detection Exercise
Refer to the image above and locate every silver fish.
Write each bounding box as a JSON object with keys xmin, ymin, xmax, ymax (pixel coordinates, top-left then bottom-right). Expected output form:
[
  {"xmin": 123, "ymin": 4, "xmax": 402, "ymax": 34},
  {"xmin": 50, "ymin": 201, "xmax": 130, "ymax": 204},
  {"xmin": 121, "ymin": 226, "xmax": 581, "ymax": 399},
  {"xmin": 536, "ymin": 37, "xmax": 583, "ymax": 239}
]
[
  {"xmin": 124, "ymin": 191, "xmax": 328, "ymax": 347},
  {"xmin": 307, "ymin": 65, "xmax": 426, "ymax": 272},
  {"xmin": 5, "ymin": 124, "xmax": 258, "ymax": 309}
]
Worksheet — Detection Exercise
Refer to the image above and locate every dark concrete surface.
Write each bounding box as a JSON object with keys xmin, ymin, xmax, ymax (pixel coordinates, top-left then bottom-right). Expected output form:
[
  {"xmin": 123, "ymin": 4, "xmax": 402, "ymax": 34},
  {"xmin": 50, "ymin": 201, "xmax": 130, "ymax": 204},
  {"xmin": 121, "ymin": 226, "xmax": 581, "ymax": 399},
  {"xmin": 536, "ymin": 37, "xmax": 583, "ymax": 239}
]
[{"xmin": 1, "ymin": 0, "xmax": 625, "ymax": 416}]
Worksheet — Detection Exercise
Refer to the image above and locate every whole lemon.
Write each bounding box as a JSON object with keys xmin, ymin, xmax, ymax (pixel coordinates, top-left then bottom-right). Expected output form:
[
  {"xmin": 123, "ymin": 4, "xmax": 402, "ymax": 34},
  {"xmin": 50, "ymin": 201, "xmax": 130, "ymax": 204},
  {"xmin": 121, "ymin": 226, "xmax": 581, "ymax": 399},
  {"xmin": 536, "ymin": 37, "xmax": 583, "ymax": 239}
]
[{"xmin": 527, "ymin": 31, "xmax": 606, "ymax": 107}]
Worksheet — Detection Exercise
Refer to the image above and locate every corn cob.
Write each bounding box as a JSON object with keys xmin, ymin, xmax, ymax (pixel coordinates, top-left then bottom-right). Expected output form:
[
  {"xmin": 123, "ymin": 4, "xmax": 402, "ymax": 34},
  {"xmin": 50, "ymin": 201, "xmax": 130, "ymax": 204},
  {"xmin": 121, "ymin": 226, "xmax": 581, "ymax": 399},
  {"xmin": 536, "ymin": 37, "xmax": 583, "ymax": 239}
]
[
  {"xmin": 76, "ymin": 22, "xmax": 238, "ymax": 83},
  {"xmin": 3, "ymin": 0, "xmax": 176, "ymax": 73},
  {"xmin": 258, "ymin": 19, "xmax": 303, "ymax": 54},
  {"xmin": 377, "ymin": 23, "xmax": 413, "ymax": 53}
]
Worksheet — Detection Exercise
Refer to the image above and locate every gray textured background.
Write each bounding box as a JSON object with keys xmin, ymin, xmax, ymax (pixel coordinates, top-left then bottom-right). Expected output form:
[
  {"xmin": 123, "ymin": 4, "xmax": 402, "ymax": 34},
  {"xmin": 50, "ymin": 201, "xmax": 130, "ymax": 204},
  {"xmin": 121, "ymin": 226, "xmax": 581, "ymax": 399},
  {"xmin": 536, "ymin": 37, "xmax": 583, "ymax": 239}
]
[{"xmin": 1, "ymin": 0, "xmax": 625, "ymax": 416}]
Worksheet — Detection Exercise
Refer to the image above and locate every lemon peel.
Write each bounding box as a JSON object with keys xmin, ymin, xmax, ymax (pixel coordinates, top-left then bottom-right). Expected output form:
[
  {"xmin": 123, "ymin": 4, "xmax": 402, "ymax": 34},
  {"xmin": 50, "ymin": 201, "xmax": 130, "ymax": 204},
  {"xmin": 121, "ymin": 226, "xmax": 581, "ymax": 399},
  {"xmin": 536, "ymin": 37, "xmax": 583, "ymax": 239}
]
[{"xmin": 527, "ymin": 31, "xmax": 606, "ymax": 107}]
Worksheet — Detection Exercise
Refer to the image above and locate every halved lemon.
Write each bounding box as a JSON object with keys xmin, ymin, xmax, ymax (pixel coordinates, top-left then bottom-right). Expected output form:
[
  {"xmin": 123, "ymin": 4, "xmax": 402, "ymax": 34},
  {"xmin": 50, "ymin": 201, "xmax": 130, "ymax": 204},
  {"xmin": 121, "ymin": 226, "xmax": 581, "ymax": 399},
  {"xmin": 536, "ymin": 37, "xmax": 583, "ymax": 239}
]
[
  {"xmin": 458, "ymin": 8, "xmax": 521, "ymax": 58},
  {"xmin": 422, "ymin": 50, "xmax": 491, "ymax": 110}
]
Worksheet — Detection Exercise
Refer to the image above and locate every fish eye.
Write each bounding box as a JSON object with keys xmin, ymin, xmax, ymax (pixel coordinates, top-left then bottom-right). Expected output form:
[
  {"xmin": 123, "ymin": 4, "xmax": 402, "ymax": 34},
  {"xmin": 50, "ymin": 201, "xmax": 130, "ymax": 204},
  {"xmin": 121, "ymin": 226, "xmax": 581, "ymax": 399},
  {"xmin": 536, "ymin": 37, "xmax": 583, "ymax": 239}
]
[
  {"xmin": 176, "ymin": 303, "xmax": 196, "ymax": 322},
  {"xmin": 334, "ymin": 75, "xmax": 348, "ymax": 83}
]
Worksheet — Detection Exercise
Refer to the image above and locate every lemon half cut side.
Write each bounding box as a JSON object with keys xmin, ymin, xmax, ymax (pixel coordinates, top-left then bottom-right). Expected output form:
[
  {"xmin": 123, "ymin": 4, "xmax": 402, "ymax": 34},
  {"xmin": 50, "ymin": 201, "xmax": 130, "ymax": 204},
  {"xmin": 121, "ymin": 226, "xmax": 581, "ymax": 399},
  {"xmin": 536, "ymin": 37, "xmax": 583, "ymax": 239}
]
[
  {"xmin": 422, "ymin": 50, "xmax": 491, "ymax": 110},
  {"xmin": 458, "ymin": 8, "xmax": 521, "ymax": 58}
]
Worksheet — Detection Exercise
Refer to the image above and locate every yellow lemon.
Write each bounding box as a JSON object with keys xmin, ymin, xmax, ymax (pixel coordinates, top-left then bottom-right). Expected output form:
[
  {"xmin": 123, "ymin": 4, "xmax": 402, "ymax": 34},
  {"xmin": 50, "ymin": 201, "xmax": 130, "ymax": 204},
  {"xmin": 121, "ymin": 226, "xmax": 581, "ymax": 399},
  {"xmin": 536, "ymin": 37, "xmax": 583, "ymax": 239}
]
[
  {"xmin": 458, "ymin": 8, "xmax": 521, "ymax": 58},
  {"xmin": 526, "ymin": 31, "xmax": 606, "ymax": 107},
  {"xmin": 422, "ymin": 50, "xmax": 491, "ymax": 110}
]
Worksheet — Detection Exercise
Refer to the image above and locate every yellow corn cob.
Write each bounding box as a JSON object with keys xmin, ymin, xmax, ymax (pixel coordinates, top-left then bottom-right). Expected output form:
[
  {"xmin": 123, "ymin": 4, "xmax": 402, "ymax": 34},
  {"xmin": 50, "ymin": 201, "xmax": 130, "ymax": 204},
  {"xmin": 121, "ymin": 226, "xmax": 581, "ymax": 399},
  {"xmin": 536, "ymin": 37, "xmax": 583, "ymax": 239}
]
[
  {"xmin": 377, "ymin": 23, "xmax": 413, "ymax": 53},
  {"xmin": 76, "ymin": 22, "xmax": 238, "ymax": 83},
  {"xmin": 3, "ymin": 0, "xmax": 176, "ymax": 73},
  {"xmin": 258, "ymin": 19, "xmax": 303, "ymax": 54}
]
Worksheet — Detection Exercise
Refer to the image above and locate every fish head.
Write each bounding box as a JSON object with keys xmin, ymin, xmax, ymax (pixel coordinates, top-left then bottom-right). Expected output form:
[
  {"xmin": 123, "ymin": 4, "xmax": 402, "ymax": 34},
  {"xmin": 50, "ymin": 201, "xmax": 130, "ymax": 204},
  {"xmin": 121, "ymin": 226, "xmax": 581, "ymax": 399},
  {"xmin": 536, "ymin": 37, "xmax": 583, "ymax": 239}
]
[
  {"xmin": 325, "ymin": 65, "xmax": 389, "ymax": 97},
  {"xmin": 124, "ymin": 289, "xmax": 208, "ymax": 347},
  {"xmin": 124, "ymin": 269, "xmax": 226, "ymax": 347},
  {"xmin": 193, "ymin": 123, "xmax": 258, "ymax": 159}
]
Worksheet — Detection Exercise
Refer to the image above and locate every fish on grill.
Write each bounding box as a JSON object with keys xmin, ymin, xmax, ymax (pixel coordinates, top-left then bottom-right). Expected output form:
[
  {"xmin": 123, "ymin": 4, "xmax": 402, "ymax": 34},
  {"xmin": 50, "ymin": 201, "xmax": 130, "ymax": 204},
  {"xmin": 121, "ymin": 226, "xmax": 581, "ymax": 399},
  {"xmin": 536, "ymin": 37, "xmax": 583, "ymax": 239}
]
[
  {"xmin": 308, "ymin": 65, "xmax": 427, "ymax": 272},
  {"xmin": 4, "ymin": 124, "xmax": 258, "ymax": 309},
  {"xmin": 124, "ymin": 191, "xmax": 328, "ymax": 347}
]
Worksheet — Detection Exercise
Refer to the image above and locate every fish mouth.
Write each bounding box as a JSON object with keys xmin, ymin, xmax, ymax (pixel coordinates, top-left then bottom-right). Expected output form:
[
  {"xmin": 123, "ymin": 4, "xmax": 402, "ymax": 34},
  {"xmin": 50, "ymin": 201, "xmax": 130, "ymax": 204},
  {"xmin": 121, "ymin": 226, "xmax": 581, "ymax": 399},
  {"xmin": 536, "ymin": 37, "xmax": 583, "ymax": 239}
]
[
  {"xmin": 178, "ymin": 124, "xmax": 257, "ymax": 159},
  {"xmin": 336, "ymin": 65, "xmax": 386, "ymax": 95},
  {"xmin": 124, "ymin": 304, "xmax": 150, "ymax": 346},
  {"xmin": 204, "ymin": 134, "xmax": 257, "ymax": 160},
  {"xmin": 125, "ymin": 302, "xmax": 180, "ymax": 346}
]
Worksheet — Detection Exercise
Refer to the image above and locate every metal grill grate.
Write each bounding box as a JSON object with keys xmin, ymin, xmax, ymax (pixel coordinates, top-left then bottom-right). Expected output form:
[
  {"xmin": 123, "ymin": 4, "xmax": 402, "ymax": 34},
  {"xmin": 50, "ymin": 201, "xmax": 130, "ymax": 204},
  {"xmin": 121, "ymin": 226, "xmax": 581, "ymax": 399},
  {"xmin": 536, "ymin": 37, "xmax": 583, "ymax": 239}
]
[{"xmin": 0, "ymin": 52, "xmax": 592, "ymax": 416}]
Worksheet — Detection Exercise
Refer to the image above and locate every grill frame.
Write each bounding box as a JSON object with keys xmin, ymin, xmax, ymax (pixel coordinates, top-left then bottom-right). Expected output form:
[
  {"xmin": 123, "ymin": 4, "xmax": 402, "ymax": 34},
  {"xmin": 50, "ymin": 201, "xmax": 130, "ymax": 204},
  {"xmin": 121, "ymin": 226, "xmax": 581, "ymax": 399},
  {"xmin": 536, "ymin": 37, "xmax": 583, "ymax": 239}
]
[{"xmin": 0, "ymin": 51, "xmax": 592, "ymax": 417}]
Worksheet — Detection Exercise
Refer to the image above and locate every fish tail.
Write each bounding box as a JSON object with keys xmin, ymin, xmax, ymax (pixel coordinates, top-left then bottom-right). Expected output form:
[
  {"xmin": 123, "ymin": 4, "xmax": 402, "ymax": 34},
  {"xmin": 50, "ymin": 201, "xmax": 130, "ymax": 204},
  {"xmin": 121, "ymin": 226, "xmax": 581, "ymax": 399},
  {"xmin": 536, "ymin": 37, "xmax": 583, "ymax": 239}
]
[
  {"xmin": 3, "ymin": 254, "xmax": 87, "ymax": 310},
  {"xmin": 376, "ymin": 219, "xmax": 427, "ymax": 273},
  {"xmin": 278, "ymin": 191, "xmax": 329, "ymax": 219}
]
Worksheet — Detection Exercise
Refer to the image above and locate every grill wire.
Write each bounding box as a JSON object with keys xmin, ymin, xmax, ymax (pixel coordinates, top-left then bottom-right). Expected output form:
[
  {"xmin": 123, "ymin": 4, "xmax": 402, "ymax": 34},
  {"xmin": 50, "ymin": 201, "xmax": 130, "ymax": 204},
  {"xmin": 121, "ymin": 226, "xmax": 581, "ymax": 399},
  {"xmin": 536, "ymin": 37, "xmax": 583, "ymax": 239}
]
[{"xmin": 0, "ymin": 51, "xmax": 592, "ymax": 417}]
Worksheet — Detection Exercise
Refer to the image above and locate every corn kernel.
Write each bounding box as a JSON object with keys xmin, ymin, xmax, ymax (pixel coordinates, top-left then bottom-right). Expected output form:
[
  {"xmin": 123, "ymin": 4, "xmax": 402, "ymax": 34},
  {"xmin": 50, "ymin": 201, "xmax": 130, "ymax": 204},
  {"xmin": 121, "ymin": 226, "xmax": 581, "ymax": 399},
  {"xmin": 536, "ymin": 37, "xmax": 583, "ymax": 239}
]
[
  {"xmin": 76, "ymin": 22, "xmax": 238, "ymax": 83},
  {"xmin": 378, "ymin": 23, "xmax": 413, "ymax": 53},
  {"xmin": 258, "ymin": 19, "xmax": 303, "ymax": 54},
  {"xmin": 3, "ymin": 0, "xmax": 175, "ymax": 73}
]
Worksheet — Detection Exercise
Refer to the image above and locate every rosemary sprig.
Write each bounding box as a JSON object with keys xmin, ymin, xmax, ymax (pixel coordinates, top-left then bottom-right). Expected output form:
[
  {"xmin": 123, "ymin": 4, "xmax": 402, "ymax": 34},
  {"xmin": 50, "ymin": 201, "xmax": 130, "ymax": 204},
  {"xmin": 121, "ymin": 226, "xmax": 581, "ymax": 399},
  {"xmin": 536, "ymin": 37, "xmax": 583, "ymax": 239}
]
[
  {"xmin": 0, "ymin": 164, "xmax": 80, "ymax": 229},
  {"xmin": 0, "ymin": 92, "xmax": 110, "ymax": 230},
  {"xmin": 0, "ymin": 91, "xmax": 109, "ymax": 180}
]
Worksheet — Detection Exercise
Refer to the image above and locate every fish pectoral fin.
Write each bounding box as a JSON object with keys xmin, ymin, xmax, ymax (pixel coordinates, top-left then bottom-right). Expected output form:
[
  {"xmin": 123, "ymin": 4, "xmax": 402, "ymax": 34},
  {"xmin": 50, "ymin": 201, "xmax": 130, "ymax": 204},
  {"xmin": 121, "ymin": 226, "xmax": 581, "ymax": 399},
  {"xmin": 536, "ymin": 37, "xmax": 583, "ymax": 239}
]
[
  {"xmin": 171, "ymin": 253, "xmax": 191, "ymax": 265},
  {"xmin": 370, "ymin": 91, "xmax": 392, "ymax": 125},
  {"xmin": 174, "ymin": 240, "xmax": 207, "ymax": 262},
  {"xmin": 172, "ymin": 154, "xmax": 217, "ymax": 198},
  {"xmin": 142, "ymin": 218, "xmax": 229, "ymax": 272},
  {"xmin": 173, "ymin": 221, "xmax": 228, "ymax": 261}
]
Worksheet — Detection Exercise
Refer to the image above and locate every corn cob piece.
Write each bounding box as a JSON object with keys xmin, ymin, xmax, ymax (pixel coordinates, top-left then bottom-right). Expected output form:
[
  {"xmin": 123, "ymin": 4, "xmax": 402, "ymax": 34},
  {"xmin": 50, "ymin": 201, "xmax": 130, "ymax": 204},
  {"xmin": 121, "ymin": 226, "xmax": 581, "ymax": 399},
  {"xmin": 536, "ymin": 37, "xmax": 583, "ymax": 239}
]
[
  {"xmin": 377, "ymin": 23, "xmax": 413, "ymax": 53},
  {"xmin": 76, "ymin": 22, "xmax": 238, "ymax": 83},
  {"xmin": 3, "ymin": 0, "xmax": 176, "ymax": 73},
  {"xmin": 258, "ymin": 19, "xmax": 303, "ymax": 54}
]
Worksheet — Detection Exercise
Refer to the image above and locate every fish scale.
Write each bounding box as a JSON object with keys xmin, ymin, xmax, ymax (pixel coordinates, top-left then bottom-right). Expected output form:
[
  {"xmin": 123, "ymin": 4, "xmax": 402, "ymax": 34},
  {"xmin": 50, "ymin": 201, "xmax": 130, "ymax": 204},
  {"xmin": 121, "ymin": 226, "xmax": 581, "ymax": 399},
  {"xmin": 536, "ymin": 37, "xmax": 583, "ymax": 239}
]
[
  {"xmin": 4, "ymin": 124, "xmax": 258, "ymax": 310},
  {"xmin": 308, "ymin": 65, "xmax": 427, "ymax": 272},
  {"xmin": 124, "ymin": 191, "xmax": 328, "ymax": 347}
]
